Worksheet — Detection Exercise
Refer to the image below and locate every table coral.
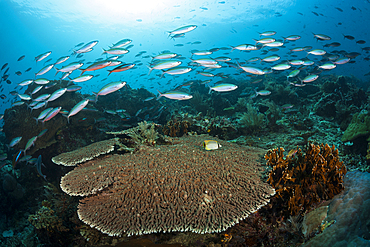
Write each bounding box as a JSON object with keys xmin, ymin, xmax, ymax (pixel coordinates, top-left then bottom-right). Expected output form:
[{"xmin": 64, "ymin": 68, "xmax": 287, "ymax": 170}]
[{"xmin": 54, "ymin": 134, "xmax": 275, "ymax": 237}]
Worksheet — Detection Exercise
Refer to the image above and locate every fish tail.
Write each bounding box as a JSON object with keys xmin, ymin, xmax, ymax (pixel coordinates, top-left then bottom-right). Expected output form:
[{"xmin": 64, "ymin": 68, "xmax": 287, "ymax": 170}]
[
  {"xmin": 54, "ymin": 68, "xmax": 59, "ymax": 77},
  {"xmin": 156, "ymin": 90, "xmax": 163, "ymax": 100},
  {"xmin": 33, "ymin": 117, "xmax": 39, "ymax": 125},
  {"xmin": 93, "ymin": 92, "xmax": 98, "ymax": 102},
  {"xmin": 147, "ymin": 66, "xmax": 153, "ymax": 75},
  {"xmin": 207, "ymin": 84, "xmax": 212, "ymax": 94},
  {"xmin": 229, "ymin": 45, "xmax": 235, "ymax": 52},
  {"xmin": 160, "ymin": 71, "xmax": 165, "ymax": 79},
  {"xmin": 101, "ymin": 48, "xmax": 106, "ymax": 56}
]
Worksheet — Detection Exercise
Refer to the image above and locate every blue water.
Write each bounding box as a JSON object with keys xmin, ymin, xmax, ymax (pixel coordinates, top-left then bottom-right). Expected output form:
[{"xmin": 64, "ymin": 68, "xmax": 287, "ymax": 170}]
[{"xmin": 0, "ymin": 0, "xmax": 369, "ymax": 113}]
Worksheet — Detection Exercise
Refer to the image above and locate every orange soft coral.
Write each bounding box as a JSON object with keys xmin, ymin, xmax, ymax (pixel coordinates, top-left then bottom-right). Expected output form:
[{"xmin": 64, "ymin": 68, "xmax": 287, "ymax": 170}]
[{"xmin": 265, "ymin": 143, "xmax": 347, "ymax": 217}]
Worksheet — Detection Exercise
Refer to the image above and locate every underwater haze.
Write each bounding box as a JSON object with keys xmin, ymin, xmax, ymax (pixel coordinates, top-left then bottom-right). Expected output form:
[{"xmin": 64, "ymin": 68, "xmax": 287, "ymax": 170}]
[{"xmin": 1, "ymin": 0, "xmax": 370, "ymax": 112}]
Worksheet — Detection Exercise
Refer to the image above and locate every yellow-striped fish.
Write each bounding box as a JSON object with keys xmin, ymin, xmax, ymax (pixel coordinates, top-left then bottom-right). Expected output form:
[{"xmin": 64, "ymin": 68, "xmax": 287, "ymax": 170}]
[{"xmin": 203, "ymin": 140, "xmax": 221, "ymax": 151}]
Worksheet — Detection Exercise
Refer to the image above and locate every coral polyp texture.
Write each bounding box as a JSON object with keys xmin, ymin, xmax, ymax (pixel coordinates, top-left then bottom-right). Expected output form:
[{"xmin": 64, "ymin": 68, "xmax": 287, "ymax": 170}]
[
  {"xmin": 51, "ymin": 138, "xmax": 119, "ymax": 166},
  {"xmin": 265, "ymin": 143, "xmax": 347, "ymax": 217},
  {"xmin": 53, "ymin": 134, "xmax": 275, "ymax": 237}
]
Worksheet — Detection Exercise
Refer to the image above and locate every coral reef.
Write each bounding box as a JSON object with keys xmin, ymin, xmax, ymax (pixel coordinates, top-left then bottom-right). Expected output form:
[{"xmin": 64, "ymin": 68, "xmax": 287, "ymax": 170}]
[
  {"xmin": 53, "ymin": 134, "xmax": 275, "ymax": 237},
  {"xmin": 265, "ymin": 143, "xmax": 347, "ymax": 217}
]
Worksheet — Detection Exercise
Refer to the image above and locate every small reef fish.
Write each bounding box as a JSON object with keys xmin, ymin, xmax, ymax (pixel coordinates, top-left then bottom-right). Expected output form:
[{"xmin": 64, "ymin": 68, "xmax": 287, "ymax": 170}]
[
  {"xmin": 203, "ymin": 140, "xmax": 221, "ymax": 151},
  {"xmin": 152, "ymin": 53, "xmax": 178, "ymax": 60},
  {"xmin": 102, "ymin": 48, "xmax": 129, "ymax": 55},
  {"xmin": 208, "ymin": 83, "xmax": 238, "ymax": 93},
  {"xmin": 252, "ymin": 89, "xmax": 271, "ymax": 98},
  {"xmin": 156, "ymin": 90, "xmax": 193, "ymax": 100},
  {"xmin": 54, "ymin": 56, "xmax": 70, "ymax": 65},
  {"xmin": 35, "ymin": 51, "xmax": 52, "ymax": 62},
  {"xmin": 35, "ymin": 64, "xmax": 54, "ymax": 77},
  {"xmin": 55, "ymin": 62, "xmax": 84, "ymax": 76},
  {"xmin": 107, "ymin": 63, "xmax": 136, "ymax": 76},
  {"xmin": 74, "ymin": 40, "xmax": 99, "ymax": 54},
  {"xmin": 313, "ymin": 33, "xmax": 331, "ymax": 41},
  {"xmin": 17, "ymin": 55, "xmax": 25, "ymax": 61},
  {"xmin": 301, "ymin": 74, "xmax": 319, "ymax": 83},
  {"xmin": 42, "ymin": 107, "xmax": 62, "ymax": 124},
  {"xmin": 69, "ymin": 75, "xmax": 94, "ymax": 82},
  {"xmin": 148, "ymin": 60, "xmax": 181, "ymax": 74},
  {"xmin": 67, "ymin": 99, "xmax": 89, "ymax": 123},
  {"xmin": 35, "ymin": 108, "xmax": 53, "ymax": 123},
  {"xmin": 161, "ymin": 67, "xmax": 192, "ymax": 78},
  {"xmin": 34, "ymin": 78, "xmax": 50, "ymax": 85},
  {"xmin": 31, "ymin": 86, "xmax": 43, "ymax": 95},
  {"xmin": 37, "ymin": 129, "xmax": 48, "ymax": 138},
  {"xmin": 46, "ymin": 88, "xmax": 67, "ymax": 104},
  {"xmin": 231, "ymin": 44, "xmax": 259, "ymax": 51},
  {"xmin": 24, "ymin": 136, "xmax": 38, "ymax": 155},
  {"xmin": 18, "ymin": 79, "xmax": 33, "ymax": 86},
  {"xmin": 93, "ymin": 81, "xmax": 126, "ymax": 101},
  {"xmin": 80, "ymin": 60, "xmax": 112, "ymax": 75},
  {"xmin": 168, "ymin": 25, "xmax": 197, "ymax": 37},
  {"xmin": 9, "ymin": 137, "xmax": 22, "ymax": 149},
  {"xmin": 12, "ymin": 150, "xmax": 23, "ymax": 169},
  {"xmin": 238, "ymin": 65, "xmax": 265, "ymax": 75},
  {"xmin": 36, "ymin": 155, "xmax": 47, "ymax": 181},
  {"xmin": 111, "ymin": 39, "xmax": 132, "ymax": 48}
]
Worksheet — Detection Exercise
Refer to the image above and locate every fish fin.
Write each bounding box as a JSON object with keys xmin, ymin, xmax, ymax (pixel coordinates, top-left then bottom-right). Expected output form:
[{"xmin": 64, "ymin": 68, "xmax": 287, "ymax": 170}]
[
  {"xmin": 147, "ymin": 66, "xmax": 153, "ymax": 75},
  {"xmin": 156, "ymin": 90, "xmax": 163, "ymax": 100}
]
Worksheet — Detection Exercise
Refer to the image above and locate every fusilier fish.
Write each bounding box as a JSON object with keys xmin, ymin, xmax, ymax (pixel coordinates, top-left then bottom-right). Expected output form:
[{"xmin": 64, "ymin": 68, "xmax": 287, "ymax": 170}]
[
  {"xmin": 161, "ymin": 67, "xmax": 192, "ymax": 78},
  {"xmin": 156, "ymin": 90, "xmax": 193, "ymax": 100},
  {"xmin": 93, "ymin": 81, "xmax": 126, "ymax": 101},
  {"xmin": 67, "ymin": 99, "xmax": 89, "ymax": 123},
  {"xmin": 9, "ymin": 137, "xmax": 22, "ymax": 149},
  {"xmin": 54, "ymin": 56, "xmax": 70, "ymax": 65},
  {"xmin": 35, "ymin": 51, "xmax": 52, "ymax": 62},
  {"xmin": 208, "ymin": 83, "xmax": 238, "ymax": 93},
  {"xmin": 74, "ymin": 40, "xmax": 99, "ymax": 54},
  {"xmin": 148, "ymin": 60, "xmax": 181, "ymax": 74},
  {"xmin": 35, "ymin": 64, "xmax": 54, "ymax": 77},
  {"xmin": 34, "ymin": 78, "xmax": 50, "ymax": 85},
  {"xmin": 35, "ymin": 108, "xmax": 53, "ymax": 123},
  {"xmin": 42, "ymin": 107, "xmax": 62, "ymax": 124},
  {"xmin": 18, "ymin": 79, "xmax": 33, "ymax": 86},
  {"xmin": 168, "ymin": 25, "xmax": 197, "ymax": 37},
  {"xmin": 24, "ymin": 136, "xmax": 38, "ymax": 155},
  {"xmin": 102, "ymin": 48, "xmax": 129, "ymax": 55},
  {"xmin": 111, "ymin": 39, "xmax": 132, "ymax": 48},
  {"xmin": 69, "ymin": 75, "xmax": 94, "ymax": 82},
  {"xmin": 46, "ymin": 88, "xmax": 67, "ymax": 104},
  {"xmin": 55, "ymin": 62, "xmax": 84, "ymax": 76}
]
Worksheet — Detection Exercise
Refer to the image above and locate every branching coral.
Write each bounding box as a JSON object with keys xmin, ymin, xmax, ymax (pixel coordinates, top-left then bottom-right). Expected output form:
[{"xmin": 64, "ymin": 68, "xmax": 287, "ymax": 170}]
[{"xmin": 265, "ymin": 143, "xmax": 347, "ymax": 217}]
